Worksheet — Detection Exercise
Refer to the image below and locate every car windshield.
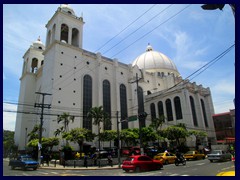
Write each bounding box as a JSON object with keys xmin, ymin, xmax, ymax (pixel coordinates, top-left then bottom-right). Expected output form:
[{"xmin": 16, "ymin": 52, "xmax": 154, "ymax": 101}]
[
  {"xmin": 211, "ymin": 150, "xmax": 222, "ymax": 154},
  {"xmin": 158, "ymin": 153, "xmax": 164, "ymax": 156},
  {"xmin": 21, "ymin": 157, "xmax": 34, "ymax": 161},
  {"xmin": 125, "ymin": 157, "xmax": 134, "ymax": 161}
]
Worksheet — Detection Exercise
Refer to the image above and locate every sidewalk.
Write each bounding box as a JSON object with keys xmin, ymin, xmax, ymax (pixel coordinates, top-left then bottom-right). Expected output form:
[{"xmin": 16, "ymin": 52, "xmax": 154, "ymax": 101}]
[
  {"xmin": 4, "ymin": 158, "xmax": 122, "ymax": 170},
  {"xmin": 39, "ymin": 163, "xmax": 121, "ymax": 170}
]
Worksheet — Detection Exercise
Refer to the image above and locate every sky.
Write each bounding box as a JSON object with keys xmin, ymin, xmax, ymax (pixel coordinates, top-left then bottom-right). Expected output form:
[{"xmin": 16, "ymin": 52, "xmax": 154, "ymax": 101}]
[{"xmin": 3, "ymin": 4, "xmax": 235, "ymax": 131}]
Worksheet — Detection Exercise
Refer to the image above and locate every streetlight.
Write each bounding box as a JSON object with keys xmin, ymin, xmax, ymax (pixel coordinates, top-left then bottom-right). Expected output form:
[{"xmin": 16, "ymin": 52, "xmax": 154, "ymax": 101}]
[{"xmin": 116, "ymin": 111, "xmax": 127, "ymax": 168}]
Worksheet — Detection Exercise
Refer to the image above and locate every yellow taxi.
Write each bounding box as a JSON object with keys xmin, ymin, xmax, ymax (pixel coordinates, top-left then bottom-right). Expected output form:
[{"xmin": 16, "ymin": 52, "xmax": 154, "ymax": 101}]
[
  {"xmin": 183, "ymin": 150, "xmax": 206, "ymax": 160},
  {"xmin": 217, "ymin": 171, "xmax": 235, "ymax": 176},
  {"xmin": 153, "ymin": 152, "xmax": 176, "ymax": 165}
]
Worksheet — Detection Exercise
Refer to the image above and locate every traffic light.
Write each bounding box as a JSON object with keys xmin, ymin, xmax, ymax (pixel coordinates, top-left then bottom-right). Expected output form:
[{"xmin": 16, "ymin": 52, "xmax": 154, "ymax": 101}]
[{"xmin": 138, "ymin": 112, "xmax": 148, "ymax": 118}]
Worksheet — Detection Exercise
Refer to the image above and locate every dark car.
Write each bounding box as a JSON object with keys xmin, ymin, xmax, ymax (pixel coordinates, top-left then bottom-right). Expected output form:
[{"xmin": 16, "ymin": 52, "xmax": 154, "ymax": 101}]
[
  {"xmin": 9, "ymin": 155, "xmax": 39, "ymax": 170},
  {"xmin": 207, "ymin": 150, "xmax": 232, "ymax": 162},
  {"xmin": 122, "ymin": 155, "xmax": 163, "ymax": 172}
]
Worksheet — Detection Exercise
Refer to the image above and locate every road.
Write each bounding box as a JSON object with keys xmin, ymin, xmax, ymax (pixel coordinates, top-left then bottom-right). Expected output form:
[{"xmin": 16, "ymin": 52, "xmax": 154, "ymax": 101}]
[{"xmin": 3, "ymin": 159, "xmax": 235, "ymax": 176}]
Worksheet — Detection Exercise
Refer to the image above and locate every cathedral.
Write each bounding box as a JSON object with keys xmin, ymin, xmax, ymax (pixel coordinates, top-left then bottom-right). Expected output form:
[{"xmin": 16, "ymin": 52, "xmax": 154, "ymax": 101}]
[{"xmin": 14, "ymin": 4, "xmax": 216, "ymax": 151}]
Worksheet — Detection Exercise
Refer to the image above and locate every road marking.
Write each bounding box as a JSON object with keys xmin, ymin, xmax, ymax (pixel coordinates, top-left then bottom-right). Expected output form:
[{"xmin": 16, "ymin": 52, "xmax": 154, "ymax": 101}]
[
  {"xmin": 169, "ymin": 173, "xmax": 179, "ymax": 176},
  {"xmin": 196, "ymin": 163, "xmax": 205, "ymax": 166}
]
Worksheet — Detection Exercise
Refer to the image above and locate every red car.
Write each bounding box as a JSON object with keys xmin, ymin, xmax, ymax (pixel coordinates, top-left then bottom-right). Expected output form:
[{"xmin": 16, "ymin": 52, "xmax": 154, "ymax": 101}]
[{"xmin": 122, "ymin": 155, "xmax": 163, "ymax": 172}]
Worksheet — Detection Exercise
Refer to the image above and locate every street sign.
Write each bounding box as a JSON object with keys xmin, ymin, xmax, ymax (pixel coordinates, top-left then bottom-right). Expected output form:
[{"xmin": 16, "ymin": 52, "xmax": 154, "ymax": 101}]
[{"xmin": 128, "ymin": 115, "xmax": 138, "ymax": 122}]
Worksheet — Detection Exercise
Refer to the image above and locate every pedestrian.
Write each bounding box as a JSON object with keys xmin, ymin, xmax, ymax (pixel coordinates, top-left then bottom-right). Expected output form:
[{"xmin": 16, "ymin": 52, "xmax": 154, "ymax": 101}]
[
  {"xmin": 84, "ymin": 154, "xmax": 88, "ymax": 168},
  {"xmin": 107, "ymin": 153, "xmax": 112, "ymax": 167}
]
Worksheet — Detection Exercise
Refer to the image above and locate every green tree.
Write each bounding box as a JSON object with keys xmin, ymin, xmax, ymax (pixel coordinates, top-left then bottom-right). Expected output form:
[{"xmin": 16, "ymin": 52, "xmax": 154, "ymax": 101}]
[
  {"xmin": 188, "ymin": 130, "xmax": 207, "ymax": 149},
  {"xmin": 100, "ymin": 130, "xmax": 117, "ymax": 148},
  {"xmin": 54, "ymin": 112, "xmax": 75, "ymax": 145},
  {"xmin": 63, "ymin": 128, "xmax": 95, "ymax": 158},
  {"xmin": 141, "ymin": 127, "xmax": 157, "ymax": 147},
  {"xmin": 163, "ymin": 125, "xmax": 189, "ymax": 147},
  {"xmin": 87, "ymin": 106, "xmax": 110, "ymax": 149},
  {"xmin": 120, "ymin": 128, "xmax": 139, "ymax": 147},
  {"xmin": 149, "ymin": 115, "xmax": 165, "ymax": 147},
  {"xmin": 27, "ymin": 124, "xmax": 45, "ymax": 141},
  {"xmin": 3, "ymin": 130, "xmax": 17, "ymax": 158}
]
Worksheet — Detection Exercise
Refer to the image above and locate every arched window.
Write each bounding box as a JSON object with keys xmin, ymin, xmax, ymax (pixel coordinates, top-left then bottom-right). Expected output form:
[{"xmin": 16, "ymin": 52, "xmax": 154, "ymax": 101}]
[
  {"xmin": 150, "ymin": 103, "xmax": 156, "ymax": 121},
  {"xmin": 103, "ymin": 80, "xmax": 111, "ymax": 130},
  {"xmin": 72, "ymin": 28, "xmax": 79, "ymax": 47},
  {"xmin": 83, "ymin": 75, "xmax": 92, "ymax": 130},
  {"xmin": 158, "ymin": 101, "xmax": 165, "ymax": 122},
  {"xmin": 51, "ymin": 24, "xmax": 56, "ymax": 44},
  {"xmin": 190, "ymin": 96, "xmax": 198, "ymax": 126},
  {"xmin": 201, "ymin": 99, "xmax": 208, "ymax": 127},
  {"xmin": 46, "ymin": 30, "xmax": 51, "ymax": 47},
  {"xmin": 31, "ymin": 58, "xmax": 38, "ymax": 73},
  {"xmin": 174, "ymin": 96, "xmax": 183, "ymax": 120},
  {"xmin": 120, "ymin": 84, "xmax": 128, "ymax": 129},
  {"xmin": 137, "ymin": 86, "xmax": 145, "ymax": 127},
  {"xmin": 165, "ymin": 99, "xmax": 173, "ymax": 121},
  {"xmin": 60, "ymin": 24, "xmax": 69, "ymax": 43}
]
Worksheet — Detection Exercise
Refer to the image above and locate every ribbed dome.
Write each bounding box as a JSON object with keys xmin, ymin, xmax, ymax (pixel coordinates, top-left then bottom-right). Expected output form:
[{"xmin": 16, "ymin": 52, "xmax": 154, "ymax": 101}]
[
  {"xmin": 132, "ymin": 44, "xmax": 180, "ymax": 76},
  {"xmin": 60, "ymin": 4, "xmax": 75, "ymax": 15}
]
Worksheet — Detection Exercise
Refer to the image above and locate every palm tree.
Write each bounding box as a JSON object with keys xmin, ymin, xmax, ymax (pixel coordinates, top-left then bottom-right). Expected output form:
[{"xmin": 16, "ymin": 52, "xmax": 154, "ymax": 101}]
[
  {"xmin": 54, "ymin": 112, "xmax": 75, "ymax": 145},
  {"xmin": 87, "ymin": 106, "xmax": 110, "ymax": 150}
]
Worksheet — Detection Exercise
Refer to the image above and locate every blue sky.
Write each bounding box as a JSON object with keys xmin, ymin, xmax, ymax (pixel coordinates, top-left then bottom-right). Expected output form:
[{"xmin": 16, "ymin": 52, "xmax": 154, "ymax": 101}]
[{"xmin": 3, "ymin": 4, "xmax": 235, "ymax": 131}]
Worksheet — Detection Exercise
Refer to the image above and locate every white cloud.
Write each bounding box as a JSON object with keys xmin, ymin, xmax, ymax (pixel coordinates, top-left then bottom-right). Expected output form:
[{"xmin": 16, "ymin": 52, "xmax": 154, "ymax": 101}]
[
  {"xmin": 3, "ymin": 103, "xmax": 17, "ymax": 131},
  {"xmin": 212, "ymin": 80, "xmax": 235, "ymax": 95}
]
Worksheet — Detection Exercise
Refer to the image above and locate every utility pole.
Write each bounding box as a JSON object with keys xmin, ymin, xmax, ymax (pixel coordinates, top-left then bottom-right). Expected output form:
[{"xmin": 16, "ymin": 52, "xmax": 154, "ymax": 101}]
[
  {"xmin": 116, "ymin": 111, "xmax": 127, "ymax": 168},
  {"xmin": 130, "ymin": 73, "xmax": 144, "ymax": 155},
  {"xmin": 116, "ymin": 111, "xmax": 120, "ymax": 168},
  {"xmin": 34, "ymin": 92, "xmax": 51, "ymax": 165}
]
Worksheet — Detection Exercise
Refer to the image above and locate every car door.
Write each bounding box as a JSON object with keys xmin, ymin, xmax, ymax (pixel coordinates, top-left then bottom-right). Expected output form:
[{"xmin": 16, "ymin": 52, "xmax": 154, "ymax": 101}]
[
  {"xmin": 168, "ymin": 153, "xmax": 176, "ymax": 163},
  {"xmin": 138, "ymin": 156, "xmax": 152, "ymax": 171}
]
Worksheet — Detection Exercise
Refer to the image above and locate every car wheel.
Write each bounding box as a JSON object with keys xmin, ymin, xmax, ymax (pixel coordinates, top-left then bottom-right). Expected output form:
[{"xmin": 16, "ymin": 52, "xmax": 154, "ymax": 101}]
[
  {"xmin": 210, "ymin": 160, "xmax": 213, "ymax": 162},
  {"xmin": 135, "ymin": 166, "xmax": 141, "ymax": 172},
  {"xmin": 156, "ymin": 165, "xmax": 162, "ymax": 170},
  {"xmin": 165, "ymin": 160, "xmax": 169, "ymax": 165},
  {"xmin": 33, "ymin": 167, "xmax": 37, "ymax": 170},
  {"xmin": 125, "ymin": 169, "xmax": 129, "ymax": 172},
  {"xmin": 11, "ymin": 166, "xmax": 15, "ymax": 170}
]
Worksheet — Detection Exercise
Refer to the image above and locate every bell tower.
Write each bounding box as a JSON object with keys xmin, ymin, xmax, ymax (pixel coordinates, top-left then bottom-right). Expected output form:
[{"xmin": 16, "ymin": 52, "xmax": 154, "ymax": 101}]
[{"xmin": 45, "ymin": 4, "xmax": 85, "ymax": 49}]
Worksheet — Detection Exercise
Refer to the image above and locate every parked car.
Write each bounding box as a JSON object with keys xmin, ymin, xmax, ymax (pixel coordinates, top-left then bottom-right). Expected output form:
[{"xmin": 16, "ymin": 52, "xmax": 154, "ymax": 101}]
[
  {"xmin": 153, "ymin": 152, "xmax": 176, "ymax": 165},
  {"xmin": 183, "ymin": 150, "xmax": 205, "ymax": 160},
  {"xmin": 122, "ymin": 155, "xmax": 163, "ymax": 172},
  {"xmin": 94, "ymin": 150, "xmax": 109, "ymax": 159},
  {"xmin": 121, "ymin": 146, "xmax": 141, "ymax": 156},
  {"xmin": 9, "ymin": 155, "xmax": 39, "ymax": 170},
  {"xmin": 207, "ymin": 150, "xmax": 232, "ymax": 162}
]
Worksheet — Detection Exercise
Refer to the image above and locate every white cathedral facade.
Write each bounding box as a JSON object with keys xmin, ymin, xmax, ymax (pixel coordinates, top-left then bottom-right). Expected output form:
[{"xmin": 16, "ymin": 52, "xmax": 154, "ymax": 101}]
[{"xmin": 15, "ymin": 4, "xmax": 216, "ymax": 151}]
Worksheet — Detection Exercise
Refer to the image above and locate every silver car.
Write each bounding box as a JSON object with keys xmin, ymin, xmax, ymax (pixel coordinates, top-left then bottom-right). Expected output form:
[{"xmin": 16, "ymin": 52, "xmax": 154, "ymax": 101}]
[{"xmin": 207, "ymin": 150, "xmax": 232, "ymax": 162}]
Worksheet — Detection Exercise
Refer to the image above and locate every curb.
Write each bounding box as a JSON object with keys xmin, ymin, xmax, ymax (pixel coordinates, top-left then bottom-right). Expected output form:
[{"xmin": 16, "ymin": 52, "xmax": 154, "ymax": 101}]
[{"xmin": 39, "ymin": 165, "xmax": 121, "ymax": 170}]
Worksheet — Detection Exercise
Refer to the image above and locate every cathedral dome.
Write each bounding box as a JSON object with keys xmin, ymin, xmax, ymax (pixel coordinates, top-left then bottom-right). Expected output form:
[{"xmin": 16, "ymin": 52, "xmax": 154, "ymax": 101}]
[
  {"xmin": 32, "ymin": 37, "xmax": 45, "ymax": 50},
  {"xmin": 132, "ymin": 44, "xmax": 180, "ymax": 76},
  {"xmin": 60, "ymin": 4, "xmax": 75, "ymax": 15}
]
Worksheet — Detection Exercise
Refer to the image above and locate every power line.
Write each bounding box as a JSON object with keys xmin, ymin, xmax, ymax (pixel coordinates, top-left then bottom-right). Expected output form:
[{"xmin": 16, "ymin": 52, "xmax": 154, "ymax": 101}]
[
  {"xmin": 102, "ymin": 4, "xmax": 173, "ymax": 55},
  {"xmin": 95, "ymin": 4, "xmax": 157, "ymax": 52},
  {"xmin": 110, "ymin": 4, "xmax": 191, "ymax": 58}
]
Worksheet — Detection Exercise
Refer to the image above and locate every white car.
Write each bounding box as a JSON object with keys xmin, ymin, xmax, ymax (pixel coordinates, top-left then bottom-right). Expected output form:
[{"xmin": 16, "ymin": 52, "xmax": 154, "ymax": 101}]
[{"xmin": 207, "ymin": 150, "xmax": 232, "ymax": 162}]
